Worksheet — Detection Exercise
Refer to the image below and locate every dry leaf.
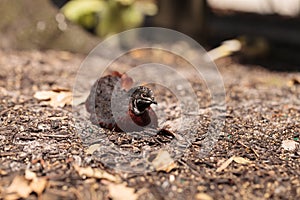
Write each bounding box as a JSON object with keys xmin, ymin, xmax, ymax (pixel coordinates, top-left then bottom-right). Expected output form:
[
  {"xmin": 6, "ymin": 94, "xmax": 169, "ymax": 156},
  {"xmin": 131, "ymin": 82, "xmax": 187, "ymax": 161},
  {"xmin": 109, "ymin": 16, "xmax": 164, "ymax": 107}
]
[
  {"xmin": 204, "ymin": 39, "xmax": 241, "ymax": 61},
  {"xmin": 152, "ymin": 150, "xmax": 177, "ymax": 172},
  {"xmin": 74, "ymin": 165, "xmax": 93, "ymax": 177},
  {"xmin": 6, "ymin": 176, "xmax": 32, "ymax": 198},
  {"xmin": 2, "ymin": 193, "xmax": 20, "ymax": 200},
  {"xmin": 25, "ymin": 169, "xmax": 37, "ymax": 180},
  {"xmin": 29, "ymin": 177, "xmax": 47, "ymax": 195},
  {"xmin": 195, "ymin": 193, "xmax": 213, "ymax": 200},
  {"xmin": 282, "ymin": 139, "xmax": 299, "ymax": 151},
  {"xmin": 72, "ymin": 92, "xmax": 89, "ymax": 106},
  {"xmin": 34, "ymin": 91, "xmax": 56, "ymax": 100},
  {"xmin": 86, "ymin": 144, "xmax": 101, "ymax": 154},
  {"xmin": 216, "ymin": 156, "xmax": 251, "ymax": 172},
  {"xmin": 287, "ymin": 77, "xmax": 300, "ymax": 87},
  {"xmin": 0, "ymin": 87, "xmax": 8, "ymax": 96},
  {"xmin": 49, "ymin": 116, "xmax": 69, "ymax": 120},
  {"xmin": 24, "ymin": 170, "xmax": 47, "ymax": 195},
  {"xmin": 74, "ymin": 165, "xmax": 120, "ymax": 182},
  {"xmin": 0, "ymin": 169, "xmax": 7, "ymax": 175},
  {"xmin": 58, "ymin": 51, "xmax": 73, "ymax": 61},
  {"xmin": 108, "ymin": 183, "xmax": 138, "ymax": 200},
  {"xmin": 50, "ymin": 91, "xmax": 72, "ymax": 107},
  {"xmin": 232, "ymin": 156, "xmax": 251, "ymax": 164},
  {"xmin": 51, "ymin": 86, "xmax": 71, "ymax": 92},
  {"xmin": 34, "ymin": 90, "xmax": 72, "ymax": 107},
  {"xmin": 216, "ymin": 156, "xmax": 234, "ymax": 172}
]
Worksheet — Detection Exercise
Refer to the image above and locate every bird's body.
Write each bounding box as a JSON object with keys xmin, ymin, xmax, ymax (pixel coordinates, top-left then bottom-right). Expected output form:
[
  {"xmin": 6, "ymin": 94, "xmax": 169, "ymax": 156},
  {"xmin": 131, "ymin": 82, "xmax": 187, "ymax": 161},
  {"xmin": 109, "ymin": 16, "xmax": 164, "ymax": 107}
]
[{"xmin": 85, "ymin": 71, "xmax": 158, "ymax": 132}]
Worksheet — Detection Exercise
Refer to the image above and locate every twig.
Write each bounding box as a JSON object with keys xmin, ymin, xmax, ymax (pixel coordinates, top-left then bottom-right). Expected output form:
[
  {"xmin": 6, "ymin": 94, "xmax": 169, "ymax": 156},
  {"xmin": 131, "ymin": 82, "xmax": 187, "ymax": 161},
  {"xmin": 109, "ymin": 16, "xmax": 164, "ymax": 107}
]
[
  {"xmin": 237, "ymin": 140, "xmax": 260, "ymax": 158},
  {"xmin": 0, "ymin": 152, "xmax": 16, "ymax": 157},
  {"xmin": 178, "ymin": 159, "xmax": 201, "ymax": 176}
]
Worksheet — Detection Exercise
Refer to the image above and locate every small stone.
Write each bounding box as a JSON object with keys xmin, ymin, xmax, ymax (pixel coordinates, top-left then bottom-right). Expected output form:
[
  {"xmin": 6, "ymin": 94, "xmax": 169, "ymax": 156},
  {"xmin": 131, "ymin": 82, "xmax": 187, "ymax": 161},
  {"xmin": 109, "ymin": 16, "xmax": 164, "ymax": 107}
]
[
  {"xmin": 73, "ymin": 155, "xmax": 82, "ymax": 166},
  {"xmin": 282, "ymin": 139, "xmax": 299, "ymax": 151},
  {"xmin": 169, "ymin": 175, "xmax": 175, "ymax": 182},
  {"xmin": 19, "ymin": 125, "xmax": 25, "ymax": 131},
  {"xmin": 37, "ymin": 123, "xmax": 50, "ymax": 131}
]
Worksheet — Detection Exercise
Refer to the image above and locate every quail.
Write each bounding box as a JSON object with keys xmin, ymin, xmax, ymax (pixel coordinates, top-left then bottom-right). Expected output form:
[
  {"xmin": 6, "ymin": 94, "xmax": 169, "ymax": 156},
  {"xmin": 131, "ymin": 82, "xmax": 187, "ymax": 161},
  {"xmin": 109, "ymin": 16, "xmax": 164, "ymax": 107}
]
[{"xmin": 85, "ymin": 71, "xmax": 158, "ymax": 132}]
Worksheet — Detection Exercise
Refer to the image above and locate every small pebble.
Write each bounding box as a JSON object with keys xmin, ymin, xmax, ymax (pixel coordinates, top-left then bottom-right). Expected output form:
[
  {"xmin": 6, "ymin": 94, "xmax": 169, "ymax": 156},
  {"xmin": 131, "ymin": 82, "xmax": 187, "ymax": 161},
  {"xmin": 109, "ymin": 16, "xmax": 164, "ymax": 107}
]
[
  {"xmin": 37, "ymin": 123, "xmax": 50, "ymax": 131},
  {"xmin": 169, "ymin": 175, "xmax": 175, "ymax": 182}
]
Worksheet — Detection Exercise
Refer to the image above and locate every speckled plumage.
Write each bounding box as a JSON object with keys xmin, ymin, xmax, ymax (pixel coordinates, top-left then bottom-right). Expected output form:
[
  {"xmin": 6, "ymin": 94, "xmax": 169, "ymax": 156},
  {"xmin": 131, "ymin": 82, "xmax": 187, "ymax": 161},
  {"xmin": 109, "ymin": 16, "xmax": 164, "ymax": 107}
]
[{"xmin": 85, "ymin": 72, "xmax": 158, "ymax": 132}]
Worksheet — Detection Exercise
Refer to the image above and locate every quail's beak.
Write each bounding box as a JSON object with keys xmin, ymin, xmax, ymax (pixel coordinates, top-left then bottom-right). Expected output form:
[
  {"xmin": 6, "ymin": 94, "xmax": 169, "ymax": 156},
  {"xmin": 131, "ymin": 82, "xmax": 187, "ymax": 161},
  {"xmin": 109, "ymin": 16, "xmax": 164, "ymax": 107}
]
[
  {"xmin": 142, "ymin": 97, "xmax": 157, "ymax": 105},
  {"xmin": 149, "ymin": 96, "xmax": 157, "ymax": 105}
]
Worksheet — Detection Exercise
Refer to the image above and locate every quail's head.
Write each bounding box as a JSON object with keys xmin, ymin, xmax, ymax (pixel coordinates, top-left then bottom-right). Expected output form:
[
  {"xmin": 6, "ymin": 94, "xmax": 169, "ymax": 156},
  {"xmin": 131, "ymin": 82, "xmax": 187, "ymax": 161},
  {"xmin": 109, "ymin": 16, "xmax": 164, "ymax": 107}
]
[{"xmin": 129, "ymin": 86, "xmax": 157, "ymax": 115}]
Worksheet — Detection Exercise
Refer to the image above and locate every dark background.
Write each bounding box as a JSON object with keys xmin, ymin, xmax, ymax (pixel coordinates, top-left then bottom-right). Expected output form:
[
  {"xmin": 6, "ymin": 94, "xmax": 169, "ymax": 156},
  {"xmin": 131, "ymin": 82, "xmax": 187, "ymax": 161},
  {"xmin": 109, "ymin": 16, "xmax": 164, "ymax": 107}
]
[{"xmin": 0, "ymin": 0, "xmax": 300, "ymax": 70}]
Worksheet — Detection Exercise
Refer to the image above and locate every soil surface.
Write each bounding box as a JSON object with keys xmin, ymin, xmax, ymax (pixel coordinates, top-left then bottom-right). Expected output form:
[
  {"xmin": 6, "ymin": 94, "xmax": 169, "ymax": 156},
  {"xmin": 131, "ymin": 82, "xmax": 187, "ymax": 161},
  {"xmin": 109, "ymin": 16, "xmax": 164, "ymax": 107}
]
[{"xmin": 0, "ymin": 49, "xmax": 299, "ymax": 200}]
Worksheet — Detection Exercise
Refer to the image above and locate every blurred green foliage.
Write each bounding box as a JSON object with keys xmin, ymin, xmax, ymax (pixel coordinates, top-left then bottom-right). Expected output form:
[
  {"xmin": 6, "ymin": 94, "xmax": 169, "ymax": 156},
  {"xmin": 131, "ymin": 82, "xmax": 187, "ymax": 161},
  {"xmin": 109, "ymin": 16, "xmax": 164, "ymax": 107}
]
[{"xmin": 62, "ymin": 0, "xmax": 157, "ymax": 37}]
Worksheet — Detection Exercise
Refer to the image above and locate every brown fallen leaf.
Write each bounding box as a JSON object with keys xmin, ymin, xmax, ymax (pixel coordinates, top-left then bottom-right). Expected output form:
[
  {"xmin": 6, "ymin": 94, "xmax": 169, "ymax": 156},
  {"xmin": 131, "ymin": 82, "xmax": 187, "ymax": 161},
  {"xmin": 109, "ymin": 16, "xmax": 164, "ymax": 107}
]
[
  {"xmin": 0, "ymin": 87, "xmax": 8, "ymax": 96},
  {"xmin": 108, "ymin": 183, "xmax": 138, "ymax": 200},
  {"xmin": 34, "ymin": 91, "xmax": 56, "ymax": 100},
  {"xmin": 74, "ymin": 165, "xmax": 120, "ymax": 182},
  {"xmin": 51, "ymin": 86, "xmax": 71, "ymax": 92},
  {"xmin": 24, "ymin": 169, "xmax": 48, "ymax": 196},
  {"xmin": 151, "ymin": 150, "xmax": 177, "ymax": 172},
  {"xmin": 216, "ymin": 156, "xmax": 234, "ymax": 172},
  {"xmin": 72, "ymin": 92, "xmax": 89, "ymax": 106},
  {"xmin": 216, "ymin": 156, "xmax": 251, "ymax": 172},
  {"xmin": 0, "ymin": 169, "xmax": 7, "ymax": 175},
  {"xmin": 29, "ymin": 177, "xmax": 48, "ymax": 195},
  {"xmin": 34, "ymin": 90, "xmax": 72, "ymax": 108},
  {"xmin": 232, "ymin": 156, "xmax": 251, "ymax": 164},
  {"xmin": 57, "ymin": 51, "xmax": 73, "ymax": 61},
  {"xmin": 282, "ymin": 139, "xmax": 299, "ymax": 151},
  {"xmin": 48, "ymin": 116, "xmax": 69, "ymax": 120},
  {"xmin": 25, "ymin": 169, "xmax": 36, "ymax": 180},
  {"xmin": 287, "ymin": 77, "xmax": 300, "ymax": 87},
  {"xmin": 6, "ymin": 176, "xmax": 32, "ymax": 199},
  {"xmin": 204, "ymin": 39, "xmax": 242, "ymax": 62},
  {"xmin": 195, "ymin": 192, "xmax": 213, "ymax": 200}
]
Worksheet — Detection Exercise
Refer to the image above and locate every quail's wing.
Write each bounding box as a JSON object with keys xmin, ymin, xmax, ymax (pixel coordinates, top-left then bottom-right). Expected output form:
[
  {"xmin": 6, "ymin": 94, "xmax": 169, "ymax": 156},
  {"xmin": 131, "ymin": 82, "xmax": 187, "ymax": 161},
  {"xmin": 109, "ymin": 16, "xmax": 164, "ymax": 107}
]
[{"xmin": 85, "ymin": 75, "xmax": 120, "ymax": 114}]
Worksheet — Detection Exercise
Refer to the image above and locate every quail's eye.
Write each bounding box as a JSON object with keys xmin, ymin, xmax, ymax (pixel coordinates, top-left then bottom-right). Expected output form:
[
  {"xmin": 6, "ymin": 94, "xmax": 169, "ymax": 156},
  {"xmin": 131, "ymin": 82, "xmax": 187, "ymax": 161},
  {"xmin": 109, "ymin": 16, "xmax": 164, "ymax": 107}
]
[{"xmin": 141, "ymin": 93, "xmax": 146, "ymax": 98}]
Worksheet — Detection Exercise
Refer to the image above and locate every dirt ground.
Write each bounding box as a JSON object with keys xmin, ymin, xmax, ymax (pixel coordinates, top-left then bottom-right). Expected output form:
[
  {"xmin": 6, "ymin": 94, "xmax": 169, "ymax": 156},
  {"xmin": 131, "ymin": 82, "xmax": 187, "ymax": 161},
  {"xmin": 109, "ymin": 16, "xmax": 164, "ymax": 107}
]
[{"xmin": 0, "ymin": 49, "xmax": 299, "ymax": 200}]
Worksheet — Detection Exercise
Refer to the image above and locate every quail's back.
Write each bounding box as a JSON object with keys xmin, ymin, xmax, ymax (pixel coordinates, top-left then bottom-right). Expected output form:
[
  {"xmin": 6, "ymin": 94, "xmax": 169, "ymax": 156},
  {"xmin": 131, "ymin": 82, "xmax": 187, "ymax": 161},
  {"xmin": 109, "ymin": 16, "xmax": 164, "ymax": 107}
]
[{"xmin": 85, "ymin": 72, "xmax": 158, "ymax": 132}]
